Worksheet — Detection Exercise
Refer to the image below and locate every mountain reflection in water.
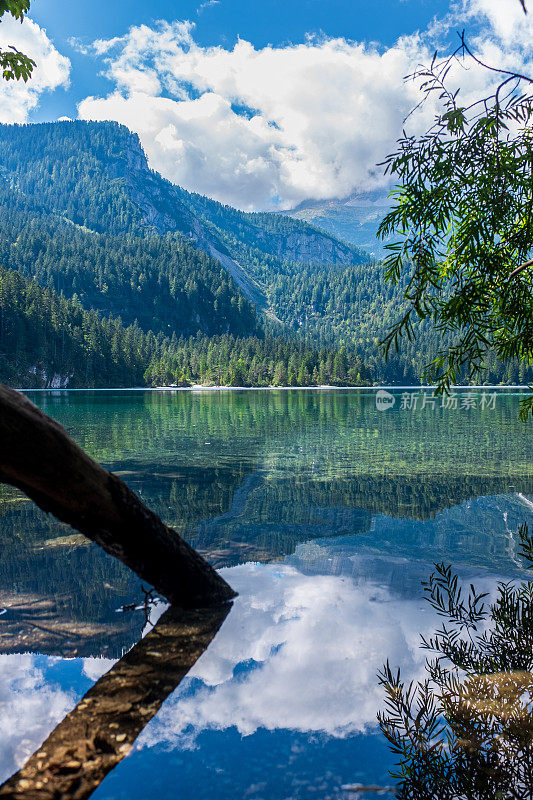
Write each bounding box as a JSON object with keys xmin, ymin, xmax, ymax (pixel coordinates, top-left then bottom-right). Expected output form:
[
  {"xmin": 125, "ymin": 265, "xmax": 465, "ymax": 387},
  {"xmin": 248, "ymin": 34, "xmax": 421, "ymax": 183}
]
[{"xmin": 0, "ymin": 389, "xmax": 531, "ymax": 799}]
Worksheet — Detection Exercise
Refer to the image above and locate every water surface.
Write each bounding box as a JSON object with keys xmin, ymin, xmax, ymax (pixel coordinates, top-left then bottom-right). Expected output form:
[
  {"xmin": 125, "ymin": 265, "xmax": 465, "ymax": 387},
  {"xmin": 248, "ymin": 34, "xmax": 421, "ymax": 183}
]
[{"xmin": 1, "ymin": 389, "xmax": 532, "ymax": 799}]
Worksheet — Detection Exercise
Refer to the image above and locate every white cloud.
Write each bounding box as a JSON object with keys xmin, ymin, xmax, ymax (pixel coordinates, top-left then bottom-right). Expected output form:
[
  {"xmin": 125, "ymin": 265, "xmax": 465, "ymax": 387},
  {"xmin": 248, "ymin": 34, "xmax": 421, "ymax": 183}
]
[
  {"xmin": 458, "ymin": 0, "xmax": 533, "ymax": 48},
  {"xmin": 82, "ymin": 656, "xmax": 117, "ymax": 681},
  {"xmin": 0, "ymin": 654, "xmax": 77, "ymax": 782},
  {"xmin": 197, "ymin": 0, "xmax": 220, "ymax": 14},
  {"xmin": 135, "ymin": 558, "xmax": 438, "ymax": 749},
  {"xmin": 0, "ymin": 15, "xmax": 70, "ymax": 123},
  {"xmin": 78, "ymin": 23, "xmax": 433, "ymax": 211},
  {"xmin": 76, "ymin": 2, "xmax": 533, "ymax": 211},
  {"xmin": 134, "ymin": 550, "xmax": 505, "ymax": 752},
  {"xmin": 427, "ymin": 0, "xmax": 533, "ymax": 94},
  {"xmin": 78, "ymin": 12, "xmax": 530, "ymax": 209}
]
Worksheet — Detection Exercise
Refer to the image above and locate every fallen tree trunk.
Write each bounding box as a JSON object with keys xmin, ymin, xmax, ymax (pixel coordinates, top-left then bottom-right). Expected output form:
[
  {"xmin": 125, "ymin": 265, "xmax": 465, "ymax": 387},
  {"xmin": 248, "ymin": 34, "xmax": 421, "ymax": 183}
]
[{"xmin": 0, "ymin": 385, "xmax": 236, "ymax": 607}]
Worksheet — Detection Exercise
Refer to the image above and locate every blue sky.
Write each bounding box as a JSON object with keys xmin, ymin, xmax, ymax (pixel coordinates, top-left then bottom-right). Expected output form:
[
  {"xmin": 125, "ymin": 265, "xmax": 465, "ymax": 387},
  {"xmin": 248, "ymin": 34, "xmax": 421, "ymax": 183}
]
[{"xmin": 0, "ymin": 0, "xmax": 527, "ymax": 209}]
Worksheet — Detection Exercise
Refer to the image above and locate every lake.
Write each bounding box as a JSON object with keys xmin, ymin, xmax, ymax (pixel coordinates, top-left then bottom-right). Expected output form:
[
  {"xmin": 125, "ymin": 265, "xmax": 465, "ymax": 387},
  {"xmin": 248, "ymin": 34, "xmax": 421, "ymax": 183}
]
[{"xmin": 1, "ymin": 388, "xmax": 532, "ymax": 799}]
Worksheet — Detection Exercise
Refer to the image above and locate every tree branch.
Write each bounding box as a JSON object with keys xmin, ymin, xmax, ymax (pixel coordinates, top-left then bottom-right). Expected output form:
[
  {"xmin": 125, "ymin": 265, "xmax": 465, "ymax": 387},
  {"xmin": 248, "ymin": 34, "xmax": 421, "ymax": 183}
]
[{"xmin": 509, "ymin": 257, "xmax": 533, "ymax": 279}]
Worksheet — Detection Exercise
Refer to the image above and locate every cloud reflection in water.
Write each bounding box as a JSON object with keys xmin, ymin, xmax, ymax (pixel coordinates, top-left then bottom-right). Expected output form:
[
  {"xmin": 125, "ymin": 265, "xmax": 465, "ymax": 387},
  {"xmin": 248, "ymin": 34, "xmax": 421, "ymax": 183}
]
[{"xmin": 138, "ymin": 557, "xmax": 436, "ymax": 748}]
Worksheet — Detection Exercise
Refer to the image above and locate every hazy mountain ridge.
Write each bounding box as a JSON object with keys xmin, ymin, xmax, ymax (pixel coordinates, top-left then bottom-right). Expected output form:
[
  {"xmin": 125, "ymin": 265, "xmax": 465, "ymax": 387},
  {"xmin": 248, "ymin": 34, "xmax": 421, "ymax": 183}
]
[
  {"xmin": 172, "ymin": 183, "xmax": 367, "ymax": 265},
  {"xmin": 284, "ymin": 190, "xmax": 393, "ymax": 258}
]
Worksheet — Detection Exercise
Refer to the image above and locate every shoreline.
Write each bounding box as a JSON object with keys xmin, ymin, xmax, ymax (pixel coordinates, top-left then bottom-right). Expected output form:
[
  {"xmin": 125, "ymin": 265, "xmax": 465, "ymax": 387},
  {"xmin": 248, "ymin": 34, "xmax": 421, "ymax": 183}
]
[{"xmin": 21, "ymin": 384, "xmax": 531, "ymax": 393}]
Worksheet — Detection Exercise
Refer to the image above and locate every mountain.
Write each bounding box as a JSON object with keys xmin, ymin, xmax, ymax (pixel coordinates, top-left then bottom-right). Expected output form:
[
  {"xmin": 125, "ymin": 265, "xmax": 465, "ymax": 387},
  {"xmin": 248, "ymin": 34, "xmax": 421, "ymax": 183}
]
[
  {"xmin": 0, "ymin": 120, "xmax": 378, "ymax": 388},
  {"xmin": 0, "ymin": 125, "xmax": 258, "ymax": 338},
  {"xmin": 0, "ymin": 121, "xmax": 526, "ymax": 388},
  {"xmin": 283, "ymin": 190, "xmax": 393, "ymax": 258},
  {"xmin": 0, "ymin": 121, "xmax": 367, "ymax": 314}
]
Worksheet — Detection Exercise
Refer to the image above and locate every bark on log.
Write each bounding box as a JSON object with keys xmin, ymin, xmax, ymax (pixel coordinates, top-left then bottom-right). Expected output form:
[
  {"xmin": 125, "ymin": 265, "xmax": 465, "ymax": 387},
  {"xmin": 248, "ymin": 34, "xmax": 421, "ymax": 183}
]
[
  {"xmin": 0, "ymin": 385, "xmax": 236, "ymax": 607},
  {"xmin": 0, "ymin": 603, "xmax": 231, "ymax": 800}
]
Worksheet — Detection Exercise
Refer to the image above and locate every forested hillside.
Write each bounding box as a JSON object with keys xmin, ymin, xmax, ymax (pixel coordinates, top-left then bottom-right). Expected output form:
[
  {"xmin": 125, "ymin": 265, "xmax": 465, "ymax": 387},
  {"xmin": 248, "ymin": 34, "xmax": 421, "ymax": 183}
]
[
  {"xmin": 0, "ymin": 267, "xmax": 368, "ymax": 388},
  {"xmin": 265, "ymin": 258, "xmax": 533, "ymax": 385},
  {"xmin": 0, "ymin": 266, "xmax": 152, "ymax": 387},
  {"xmin": 0, "ymin": 120, "xmax": 527, "ymax": 388},
  {"xmin": 145, "ymin": 334, "xmax": 369, "ymax": 388},
  {"xmin": 0, "ymin": 121, "xmax": 184, "ymax": 237},
  {"xmin": 0, "ymin": 185, "xmax": 257, "ymax": 336}
]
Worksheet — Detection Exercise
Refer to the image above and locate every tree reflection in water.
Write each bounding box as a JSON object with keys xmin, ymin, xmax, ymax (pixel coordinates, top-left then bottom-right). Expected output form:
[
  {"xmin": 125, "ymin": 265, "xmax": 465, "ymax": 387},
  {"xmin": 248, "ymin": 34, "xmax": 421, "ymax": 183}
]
[
  {"xmin": 378, "ymin": 524, "xmax": 533, "ymax": 799},
  {"xmin": 0, "ymin": 603, "xmax": 231, "ymax": 800}
]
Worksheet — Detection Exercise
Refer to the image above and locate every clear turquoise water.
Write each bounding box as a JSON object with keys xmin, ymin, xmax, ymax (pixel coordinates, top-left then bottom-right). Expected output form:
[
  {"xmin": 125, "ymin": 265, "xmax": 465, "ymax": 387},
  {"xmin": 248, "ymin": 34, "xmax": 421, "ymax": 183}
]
[{"xmin": 1, "ymin": 388, "xmax": 532, "ymax": 799}]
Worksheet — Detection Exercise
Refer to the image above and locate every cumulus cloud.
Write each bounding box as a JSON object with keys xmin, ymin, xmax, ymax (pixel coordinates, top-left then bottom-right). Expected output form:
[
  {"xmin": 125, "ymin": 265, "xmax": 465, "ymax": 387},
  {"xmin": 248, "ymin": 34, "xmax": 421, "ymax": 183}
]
[
  {"xmin": 134, "ymin": 550, "xmax": 506, "ymax": 753},
  {"xmin": 76, "ymin": 1, "xmax": 533, "ymax": 211},
  {"xmin": 425, "ymin": 0, "xmax": 533, "ymax": 103},
  {"xmin": 78, "ymin": 23, "xmax": 432, "ymax": 210},
  {"xmin": 0, "ymin": 15, "xmax": 70, "ymax": 123}
]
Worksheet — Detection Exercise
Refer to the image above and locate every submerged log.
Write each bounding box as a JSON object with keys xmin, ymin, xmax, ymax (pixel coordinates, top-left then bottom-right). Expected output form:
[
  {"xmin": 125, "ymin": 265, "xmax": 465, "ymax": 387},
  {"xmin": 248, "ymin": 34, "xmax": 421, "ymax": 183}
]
[
  {"xmin": 0, "ymin": 603, "xmax": 231, "ymax": 800},
  {"xmin": 0, "ymin": 385, "xmax": 236, "ymax": 607}
]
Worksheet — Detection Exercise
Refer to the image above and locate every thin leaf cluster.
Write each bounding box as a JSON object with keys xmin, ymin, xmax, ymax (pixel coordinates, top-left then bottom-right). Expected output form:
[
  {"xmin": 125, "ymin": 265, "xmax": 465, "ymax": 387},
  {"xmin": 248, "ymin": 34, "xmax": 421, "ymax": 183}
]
[
  {"xmin": 378, "ymin": 40, "xmax": 533, "ymax": 418},
  {"xmin": 0, "ymin": 1, "xmax": 35, "ymax": 82},
  {"xmin": 378, "ymin": 524, "xmax": 533, "ymax": 798}
]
